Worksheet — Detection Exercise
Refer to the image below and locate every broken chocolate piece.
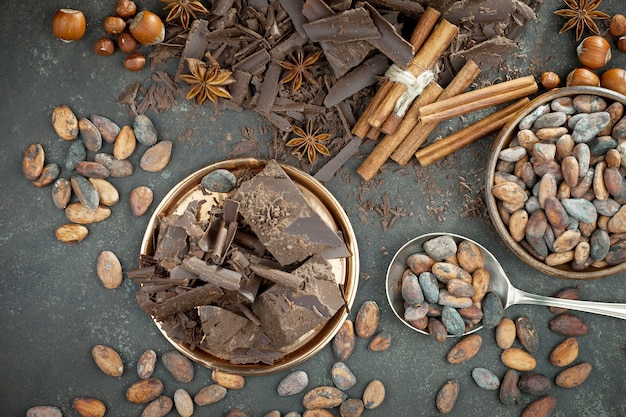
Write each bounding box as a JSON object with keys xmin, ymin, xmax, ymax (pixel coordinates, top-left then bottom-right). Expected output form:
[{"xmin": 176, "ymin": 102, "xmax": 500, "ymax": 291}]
[
  {"xmin": 152, "ymin": 284, "xmax": 224, "ymax": 321},
  {"xmin": 323, "ymin": 54, "xmax": 388, "ymax": 108},
  {"xmin": 255, "ymin": 62, "xmax": 282, "ymax": 114},
  {"xmin": 234, "ymin": 160, "xmax": 346, "ymax": 266},
  {"xmin": 181, "ymin": 256, "xmax": 241, "ymax": 291},
  {"xmin": 176, "ymin": 19, "xmax": 209, "ymax": 80},
  {"xmin": 302, "ymin": 8, "xmax": 380, "ymax": 43},
  {"xmin": 199, "ymin": 305, "xmax": 250, "ymax": 346},
  {"xmin": 363, "ymin": 2, "xmax": 414, "ymax": 69}
]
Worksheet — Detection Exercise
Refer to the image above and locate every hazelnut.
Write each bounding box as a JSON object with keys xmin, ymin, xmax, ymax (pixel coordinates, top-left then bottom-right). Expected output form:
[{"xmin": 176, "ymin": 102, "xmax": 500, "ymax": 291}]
[
  {"xmin": 117, "ymin": 32, "xmax": 137, "ymax": 53},
  {"xmin": 540, "ymin": 72, "xmax": 560, "ymax": 90},
  {"xmin": 124, "ymin": 52, "xmax": 146, "ymax": 71},
  {"xmin": 115, "ymin": 0, "xmax": 137, "ymax": 19},
  {"xmin": 94, "ymin": 37, "xmax": 115, "ymax": 56},
  {"xmin": 566, "ymin": 67, "xmax": 600, "ymax": 87},
  {"xmin": 610, "ymin": 14, "xmax": 626, "ymax": 37},
  {"xmin": 103, "ymin": 15, "xmax": 126, "ymax": 35},
  {"xmin": 576, "ymin": 36, "xmax": 611, "ymax": 69},
  {"xmin": 601, "ymin": 68, "xmax": 626, "ymax": 95},
  {"xmin": 617, "ymin": 36, "xmax": 626, "ymax": 53},
  {"xmin": 129, "ymin": 10, "xmax": 165, "ymax": 45},
  {"xmin": 52, "ymin": 8, "xmax": 86, "ymax": 42}
]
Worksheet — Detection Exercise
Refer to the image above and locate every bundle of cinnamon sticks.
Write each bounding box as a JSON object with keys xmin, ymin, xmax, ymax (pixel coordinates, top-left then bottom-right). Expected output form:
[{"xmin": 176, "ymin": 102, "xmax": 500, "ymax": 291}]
[{"xmin": 353, "ymin": 8, "xmax": 538, "ymax": 181}]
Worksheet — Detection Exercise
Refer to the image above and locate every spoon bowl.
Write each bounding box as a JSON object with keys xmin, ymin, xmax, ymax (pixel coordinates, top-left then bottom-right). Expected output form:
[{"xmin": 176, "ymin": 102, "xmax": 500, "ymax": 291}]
[{"xmin": 386, "ymin": 232, "xmax": 626, "ymax": 337}]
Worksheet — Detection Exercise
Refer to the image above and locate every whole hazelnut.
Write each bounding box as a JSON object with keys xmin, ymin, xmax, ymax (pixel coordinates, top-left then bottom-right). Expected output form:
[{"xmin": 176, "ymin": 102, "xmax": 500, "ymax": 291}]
[
  {"xmin": 94, "ymin": 37, "xmax": 115, "ymax": 56},
  {"xmin": 566, "ymin": 67, "xmax": 600, "ymax": 87},
  {"xmin": 610, "ymin": 14, "xmax": 626, "ymax": 37},
  {"xmin": 617, "ymin": 36, "xmax": 626, "ymax": 53},
  {"xmin": 117, "ymin": 32, "xmax": 137, "ymax": 53},
  {"xmin": 115, "ymin": 0, "xmax": 137, "ymax": 19},
  {"xmin": 576, "ymin": 36, "xmax": 611, "ymax": 69},
  {"xmin": 52, "ymin": 8, "xmax": 86, "ymax": 42},
  {"xmin": 601, "ymin": 68, "xmax": 626, "ymax": 95},
  {"xmin": 129, "ymin": 10, "xmax": 165, "ymax": 45},
  {"xmin": 540, "ymin": 72, "xmax": 560, "ymax": 89},
  {"xmin": 103, "ymin": 15, "xmax": 126, "ymax": 35},
  {"xmin": 124, "ymin": 52, "xmax": 146, "ymax": 71}
]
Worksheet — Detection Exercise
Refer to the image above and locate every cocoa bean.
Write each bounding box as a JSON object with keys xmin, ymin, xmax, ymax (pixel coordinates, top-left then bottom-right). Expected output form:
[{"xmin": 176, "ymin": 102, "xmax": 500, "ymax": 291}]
[
  {"xmin": 549, "ymin": 313, "xmax": 589, "ymax": 336},
  {"xmin": 134, "ymin": 114, "xmax": 158, "ymax": 146},
  {"xmin": 447, "ymin": 279, "xmax": 476, "ymax": 298},
  {"xmin": 499, "ymin": 369, "xmax": 521, "ymax": 405},
  {"xmin": 472, "ymin": 367, "xmax": 500, "ymax": 390},
  {"xmin": 401, "ymin": 273, "xmax": 424, "ymax": 305},
  {"xmin": 509, "ymin": 209, "xmax": 529, "ymax": 242},
  {"xmin": 90, "ymin": 114, "xmax": 120, "ymax": 143},
  {"xmin": 428, "ymin": 317, "xmax": 447, "ymax": 342},
  {"xmin": 518, "ymin": 373, "xmax": 552, "ymax": 395},
  {"xmin": 23, "ymin": 143, "xmax": 45, "ymax": 180},
  {"xmin": 94, "ymin": 153, "xmax": 134, "ymax": 177},
  {"xmin": 96, "ymin": 250, "xmax": 123, "ymax": 289},
  {"xmin": 52, "ymin": 104, "xmax": 79, "ymax": 140},
  {"xmin": 76, "ymin": 161, "xmax": 110, "ymax": 179},
  {"xmin": 136, "ymin": 349, "xmax": 157, "ymax": 379},
  {"xmin": 516, "ymin": 316, "xmax": 539, "ymax": 353},
  {"xmin": 277, "ymin": 370, "xmax": 309, "ymax": 396},
  {"xmin": 201, "ymin": 169, "xmax": 237, "ymax": 193},
  {"xmin": 331, "ymin": 362, "xmax": 356, "ymax": 390},
  {"xmin": 141, "ymin": 396, "xmax": 173, "ymax": 417},
  {"xmin": 212, "ymin": 370, "xmax": 245, "ymax": 389},
  {"xmin": 435, "ymin": 379, "xmax": 459, "ymax": 414},
  {"xmin": 456, "ymin": 240, "xmax": 484, "ymax": 272},
  {"xmin": 52, "ymin": 178, "xmax": 72, "ymax": 209},
  {"xmin": 521, "ymin": 396, "xmax": 556, "ymax": 417},
  {"xmin": 194, "ymin": 384, "xmax": 227, "ymax": 405},
  {"xmin": 126, "ymin": 379, "xmax": 164, "ymax": 404},
  {"xmin": 162, "ymin": 351, "xmax": 194, "ymax": 383},
  {"xmin": 89, "ymin": 178, "xmax": 119, "ymax": 206},
  {"xmin": 501, "ymin": 347, "xmax": 536, "ymax": 371},
  {"xmin": 441, "ymin": 305, "xmax": 465, "ymax": 336},
  {"xmin": 91, "ymin": 344, "xmax": 124, "ymax": 377},
  {"xmin": 431, "ymin": 262, "xmax": 471, "ymax": 283},
  {"xmin": 447, "ymin": 334, "xmax": 482, "ymax": 364},
  {"xmin": 26, "ymin": 406, "xmax": 63, "ymax": 417},
  {"xmin": 355, "ymin": 300, "xmax": 379, "ymax": 339},
  {"xmin": 549, "ymin": 287, "xmax": 580, "ymax": 314},
  {"xmin": 55, "ymin": 223, "xmax": 88, "ymax": 244},
  {"xmin": 362, "ymin": 379, "xmax": 385, "ymax": 409},
  {"xmin": 71, "ymin": 175, "xmax": 99, "ymax": 210},
  {"xmin": 140, "ymin": 141, "xmax": 172, "ymax": 172},
  {"xmin": 368, "ymin": 332, "xmax": 391, "ymax": 351},
  {"xmin": 302, "ymin": 386, "xmax": 347, "ymax": 409},
  {"xmin": 482, "ymin": 292, "xmax": 504, "ymax": 329},
  {"xmin": 555, "ymin": 362, "xmax": 592, "ymax": 388},
  {"xmin": 173, "ymin": 389, "xmax": 193, "ymax": 417},
  {"xmin": 495, "ymin": 317, "xmax": 516, "ymax": 349},
  {"xmin": 130, "ymin": 186, "xmax": 153, "ymax": 217},
  {"xmin": 113, "ymin": 125, "xmax": 136, "ymax": 160},
  {"xmin": 33, "ymin": 163, "xmax": 60, "ymax": 188},
  {"xmin": 79, "ymin": 117, "xmax": 102, "ymax": 152},
  {"xmin": 332, "ymin": 319, "xmax": 355, "ymax": 361},
  {"xmin": 418, "ymin": 272, "xmax": 439, "ymax": 304},
  {"xmin": 65, "ymin": 202, "xmax": 110, "ymax": 224},
  {"xmin": 471, "ymin": 268, "xmax": 490, "ymax": 303},
  {"xmin": 339, "ymin": 398, "xmax": 364, "ymax": 417},
  {"xmin": 73, "ymin": 397, "xmax": 106, "ymax": 417}
]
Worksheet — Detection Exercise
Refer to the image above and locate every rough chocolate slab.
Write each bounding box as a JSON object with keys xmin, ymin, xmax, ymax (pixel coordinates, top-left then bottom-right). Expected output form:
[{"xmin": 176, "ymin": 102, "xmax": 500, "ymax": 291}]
[
  {"xmin": 323, "ymin": 54, "xmax": 388, "ymax": 108},
  {"xmin": 255, "ymin": 62, "xmax": 282, "ymax": 114},
  {"xmin": 444, "ymin": 0, "xmax": 515, "ymax": 24},
  {"xmin": 199, "ymin": 305, "xmax": 250, "ymax": 346},
  {"xmin": 365, "ymin": 0, "xmax": 424, "ymax": 18},
  {"xmin": 363, "ymin": 2, "xmax": 414, "ymax": 69},
  {"xmin": 449, "ymin": 36, "xmax": 518, "ymax": 72},
  {"xmin": 230, "ymin": 69, "xmax": 252, "ymax": 106},
  {"xmin": 154, "ymin": 221, "xmax": 189, "ymax": 270},
  {"xmin": 278, "ymin": 0, "xmax": 308, "ymax": 37},
  {"xmin": 302, "ymin": 8, "xmax": 381, "ymax": 43},
  {"xmin": 176, "ymin": 19, "xmax": 209, "ymax": 80},
  {"xmin": 319, "ymin": 39, "xmax": 375, "ymax": 78},
  {"xmin": 302, "ymin": 0, "xmax": 335, "ymax": 21},
  {"xmin": 289, "ymin": 255, "xmax": 345, "ymax": 318},
  {"xmin": 234, "ymin": 160, "xmax": 346, "ymax": 266}
]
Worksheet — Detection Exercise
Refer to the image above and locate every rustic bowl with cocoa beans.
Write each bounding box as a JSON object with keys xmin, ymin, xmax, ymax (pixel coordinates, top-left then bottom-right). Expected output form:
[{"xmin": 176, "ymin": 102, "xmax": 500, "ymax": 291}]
[{"xmin": 486, "ymin": 86, "xmax": 626, "ymax": 279}]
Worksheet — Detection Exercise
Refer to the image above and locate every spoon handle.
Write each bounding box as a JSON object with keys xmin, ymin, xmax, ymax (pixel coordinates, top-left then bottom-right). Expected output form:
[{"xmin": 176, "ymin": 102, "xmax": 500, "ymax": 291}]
[{"xmin": 512, "ymin": 288, "xmax": 626, "ymax": 320}]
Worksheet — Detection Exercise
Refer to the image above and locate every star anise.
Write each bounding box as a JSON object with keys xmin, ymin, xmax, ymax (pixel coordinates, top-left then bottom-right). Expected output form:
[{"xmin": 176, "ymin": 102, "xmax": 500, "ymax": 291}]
[
  {"xmin": 180, "ymin": 58, "xmax": 235, "ymax": 105},
  {"xmin": 278, "ymin": 50, "xmax": 322, "ymax": 93},
  {"xmin": 286, "ymin": 119, "xmax": 331, "ymax": 164},
  {"xmin": 160, "ymin": 0, "xmax": 209, "ymax": 29},
  {"xmin": 554, "ymin": 0, "xmax": 609, "ymax": 41}
]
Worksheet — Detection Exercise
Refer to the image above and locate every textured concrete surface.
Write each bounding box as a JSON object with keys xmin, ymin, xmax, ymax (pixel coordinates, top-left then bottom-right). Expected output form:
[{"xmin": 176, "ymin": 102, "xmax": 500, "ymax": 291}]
[{"xmin": 1, "ymin": 1, "xmax": 626, "ymax": 416}]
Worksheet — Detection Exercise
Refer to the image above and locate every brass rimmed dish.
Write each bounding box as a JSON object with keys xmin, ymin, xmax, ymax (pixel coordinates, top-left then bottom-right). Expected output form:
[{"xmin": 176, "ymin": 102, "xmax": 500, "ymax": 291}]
[{"xmin": 139, "ymin": 158, "xmax": 359, "ymax": 375}]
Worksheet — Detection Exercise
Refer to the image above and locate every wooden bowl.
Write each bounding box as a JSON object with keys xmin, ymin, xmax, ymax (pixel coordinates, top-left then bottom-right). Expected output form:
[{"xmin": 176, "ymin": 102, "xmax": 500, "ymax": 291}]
[
  {"xmin": 139, "ymin": 158, "xmax": 359, "ymax": 375},
  {"xmin": 485, "ymin": 86, "xmax": 626, "ymax": 280}
]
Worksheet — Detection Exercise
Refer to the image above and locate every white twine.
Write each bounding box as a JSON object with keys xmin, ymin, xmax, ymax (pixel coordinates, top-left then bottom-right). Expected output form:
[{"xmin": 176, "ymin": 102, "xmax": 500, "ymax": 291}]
[{"xmin": 385, "ymin": 64, "xmax": 435, "ymax": 117}]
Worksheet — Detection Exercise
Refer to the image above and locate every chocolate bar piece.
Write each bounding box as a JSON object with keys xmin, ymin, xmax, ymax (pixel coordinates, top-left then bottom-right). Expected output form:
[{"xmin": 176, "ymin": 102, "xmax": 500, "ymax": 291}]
[{"xmin": 234, "ymin": 160, "xmax": 346, "ymax": 266}]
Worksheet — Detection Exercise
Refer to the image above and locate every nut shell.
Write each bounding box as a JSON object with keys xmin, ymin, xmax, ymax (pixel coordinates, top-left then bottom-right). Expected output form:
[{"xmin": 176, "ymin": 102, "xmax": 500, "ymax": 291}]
[
  {"xmin": 52, "ymin": 9, "xmax": 86, "ymax": 42},
  {"xmin": 129, "ymin": 10, "xmax": 165, "ymax": 45}
]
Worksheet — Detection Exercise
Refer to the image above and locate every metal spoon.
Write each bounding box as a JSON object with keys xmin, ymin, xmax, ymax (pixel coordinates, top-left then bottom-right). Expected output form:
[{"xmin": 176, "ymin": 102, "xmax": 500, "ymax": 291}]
[{"xmin": 386, "ymin": 232, "xmax": 626, "ymax": 337}]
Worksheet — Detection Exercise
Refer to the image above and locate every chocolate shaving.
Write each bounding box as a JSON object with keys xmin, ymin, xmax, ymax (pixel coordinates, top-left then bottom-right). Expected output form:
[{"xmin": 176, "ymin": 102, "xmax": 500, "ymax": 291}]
[
  {"xmin": 176, "ymin": 19, "xmax": 209, "ymax": 80},
  {"xmin": 363, "ymin": 2, "xmax": 414, "ymax": 69},
  {"xmin": 324, "ymin": 55, "xmax": 388, "ymax": 108},
  {"xmin": 302, "ymin": 8, "xmax": 381, "ymax": 43}
]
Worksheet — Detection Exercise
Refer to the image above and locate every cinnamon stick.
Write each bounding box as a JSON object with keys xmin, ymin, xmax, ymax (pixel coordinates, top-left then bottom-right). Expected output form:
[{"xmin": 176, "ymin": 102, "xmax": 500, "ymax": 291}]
[
  {"xmin": 418, "ymin": 76, "xmax": 537, "ymax": 124},
  {"xmin": 356, "ymin": 82, "xmax": 443, "ymax": 181},
  {"xmin": 351, "ymin": 7, "xmax": 441, "ymax": 138},
  {"xmin": 391, "ymin": 60, "xmax": 481, "ymax": 165},
  {"xmin": 366, "ymin": 19, "xmax": 458, "ymax": 129},
  {"xmin": 415, "ymin": 98, "xmax": 530, "ymax": 167}
]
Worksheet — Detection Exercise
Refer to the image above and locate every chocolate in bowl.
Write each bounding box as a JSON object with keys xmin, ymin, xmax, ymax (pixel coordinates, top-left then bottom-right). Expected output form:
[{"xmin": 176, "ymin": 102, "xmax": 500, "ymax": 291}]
[
  {"xmin": 136, "ymin": 158, "xmax": 359, "ymax": 375},
  {"xmin": 485, "ymin": 86, "xmax": 626, "ymax": 279}
]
